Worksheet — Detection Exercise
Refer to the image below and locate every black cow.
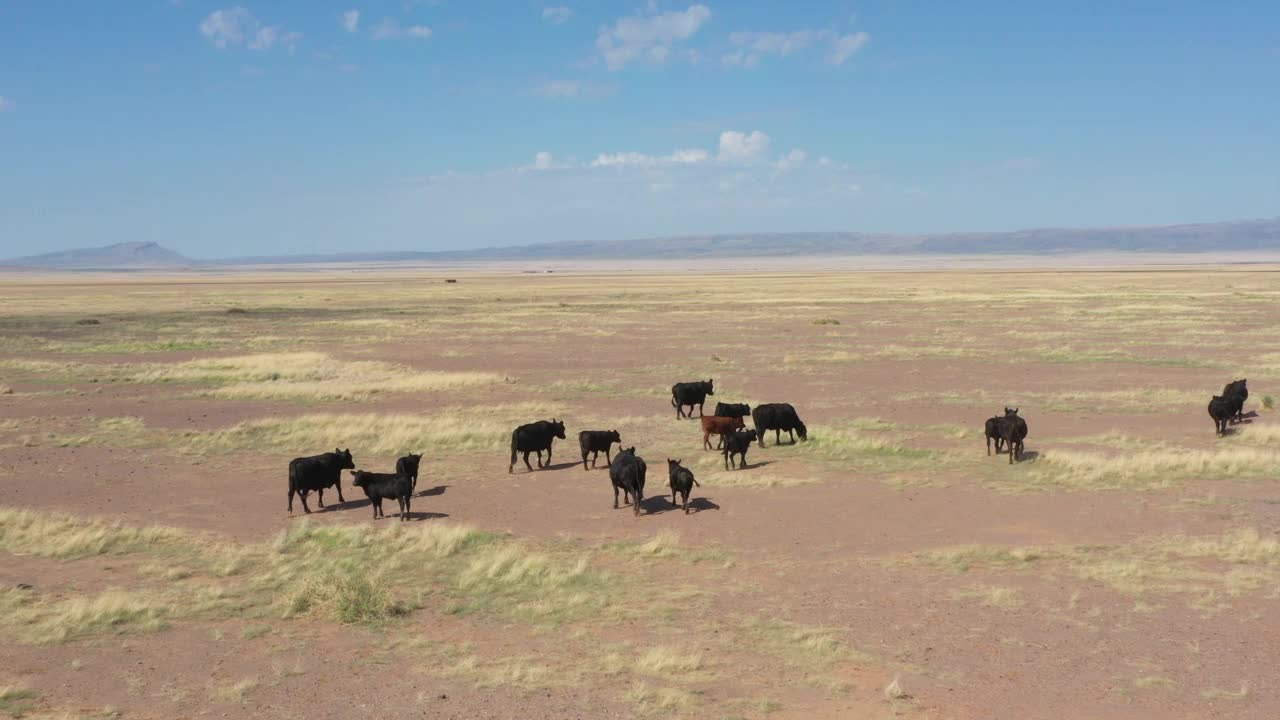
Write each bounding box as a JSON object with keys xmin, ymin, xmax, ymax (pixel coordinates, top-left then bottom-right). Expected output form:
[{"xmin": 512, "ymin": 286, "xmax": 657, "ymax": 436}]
[
  {"xmin": 1222, "ymin": 379, "xmax": 1248, "ymax": 423},
  {"xmin": 999, "ymin": 407, "xmax": 1028, "ymax": 464},
  {"xmin": 671, "ymin": 380, "xmax": 714, "ymax": 419},
  {"xmin": 751, "ymin": 403, "xmax": 807, "ymax": 447},
  {"xmin": 1208, "ymin": 395, "xmax": 1234, "ymax": 436},
  {"xmin": 723, "ymin": 429, "xmax": 758, "ymax": 470},
  {"xmin": 509, "ymin": 419, "xmax": 567, "ymax": 473},
  {"xmin": 395, "ymin": 453, "xmax": 422, "ymax": 492},
  {"xmin": 287, "ymin": 448, "xmax": 354, "ymax": 514},
  {"xmin": 666, "ymin": 459, "xmax": 700, "ymax": 514},
  {"xmin": 351, "ymin": 471, "xmax": 413, "ymax": 521},
  {"xmin": 983, "ymin": 417, "xmax": 1006, "ymax": 455},
  {"xmin": 609, "ymin": 447, "xmax": 647, "ymax": 516},
  {"xmin": 579, "ymin": 430, "xmax": 622, "ymax": 470},
  {"xmin": 713, "ymin": 402, "xmax": 751, "ymax": 420}
]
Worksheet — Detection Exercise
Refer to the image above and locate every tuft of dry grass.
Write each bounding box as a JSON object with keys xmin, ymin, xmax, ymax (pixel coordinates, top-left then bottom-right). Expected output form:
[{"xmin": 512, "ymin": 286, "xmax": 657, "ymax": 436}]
[
  {"xmin": 209, "ymin": 678, "xmax": 259, "ymax": 703},
  {"xmin": 0, "ymin": 588, "xmax": 170, "ymax": 645},
  {"xmin": 130, "ymin": 352, "xmax": 502, "ymax": 401},
  {"xmin": 883, "ymin": 674, "xmax": 909, "ymax": 700},
  {"xmin": 1201, "ymin": 683, "xmax": 1250, "ymax": 701},
  {"xmin": 951, "ymin": 585, "xmax": 1024, "ymax": 609},
  {"xmin": 188, "ymin": 412, "xmax": 513, "ymax": 456},
  {"xmin": 1015, "ymin": 446, "xmax": 1280, "ymax": 491}
]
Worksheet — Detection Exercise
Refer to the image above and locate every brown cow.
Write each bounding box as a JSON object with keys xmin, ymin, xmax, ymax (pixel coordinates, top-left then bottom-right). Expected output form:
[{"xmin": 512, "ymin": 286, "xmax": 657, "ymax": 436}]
[{"xmin": 701, "ymin": 415, "xmax": 745, "ymax": 450}]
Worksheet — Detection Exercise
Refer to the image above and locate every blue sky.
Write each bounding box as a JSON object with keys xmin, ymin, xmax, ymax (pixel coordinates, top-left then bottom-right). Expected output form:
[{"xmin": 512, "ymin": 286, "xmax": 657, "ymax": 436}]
[{"xmin": 1, "ymin": 1, "xmax": 1277, "ymax": 258}]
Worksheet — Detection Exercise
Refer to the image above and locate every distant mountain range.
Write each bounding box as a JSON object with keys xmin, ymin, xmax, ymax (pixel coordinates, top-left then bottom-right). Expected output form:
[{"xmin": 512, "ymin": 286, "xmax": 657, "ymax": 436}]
[{"xmin": 5, "ymin": 218, "xmax": 1279, "ymax": 269}]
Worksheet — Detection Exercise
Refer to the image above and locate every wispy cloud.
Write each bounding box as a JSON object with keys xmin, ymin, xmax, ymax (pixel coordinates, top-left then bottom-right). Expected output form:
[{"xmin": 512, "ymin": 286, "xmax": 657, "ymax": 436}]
[
  {"xmin": 529, "ymin": 80, "xmax": 612, "ymax": 99},
  {"xmin": 341, "ymin": 9, "xmax": 360, "ymax": 33},
  {"xmin": 0, "ymin": 97, "xmax": 13, "ymax": 113},
  {"xmin": 596, "ymin": 4, "xmax": 711, "ymax": 70},
  {"xmin": 200, "ymin": 7, "xmax": 302, "ymax": 52},
  {"xmin": 371, "ymin": 18, "xmax": 432, "ymax": 40},
  {"xmin": 542, "ymin": 6, "xmax": 572, "ymax": 25},
  {"xmin": 721, "ymin": 27, "xmax": 870, "ymax": 68},
  {"xmin": 722, "ymin": 30, "xmax": 818, "ymax": 68},
  {"xmin": 827, "ymin": 31, "xmax": 870, "ymax": 65}
]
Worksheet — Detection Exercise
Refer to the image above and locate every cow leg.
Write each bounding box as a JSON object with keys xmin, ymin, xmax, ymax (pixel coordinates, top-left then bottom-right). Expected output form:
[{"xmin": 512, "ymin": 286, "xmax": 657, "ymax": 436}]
[
  {"xmin": 317, "ymin": 488, "xmax": 325, "ymax": 509},
  {"xmin": 582, "ymin": 451, "xmax": 589, "ymax": 470},
  {"xmin": 703, "ymin": 432, "xmax": 712, "ymax": 450},
  {"xmin": 288, "ymin": 487, "xmax": 295, "ymax": 513},
  {"xmin": 775, "ymin": 429, "xmax": 781, "ymax": 445},
  {"xmin": 788, "ymin": 429, "xmax": 795, "ymax": 444},
  {"xmin": 299, "ymin": 490, "xmax": 312, "ymax": 514},
  {"xmin": 546, "ymin": 446, "xmax": 553, "ymax": 465},
  {"xmin": 672, "ymin": 490, "xmax": 678, "ymax": 507},
  {"xmin": 335, "ymin": 479, "xmax": 345, "ymax": 504},
  {"xmin": 613, "ymin": 484, "xmax": 620, "ymax": 509},
  {"xmin": 683, "ymin": 492, "xmax": 690, "ymax": 514},
  {"xmin": 605, "ymin": 448, "xmax": 611, "ymax": 465},
  {"xmin": 523, "ymin": 451, "xmax": 534, "ymax": 472},
  {"xmin": 697, "ymin": 402, "xmax": 704, "ymax": 418}
]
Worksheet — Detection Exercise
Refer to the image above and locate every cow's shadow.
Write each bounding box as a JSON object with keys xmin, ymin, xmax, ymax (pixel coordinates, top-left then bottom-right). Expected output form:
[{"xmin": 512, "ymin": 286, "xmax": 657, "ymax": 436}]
[
  {"xmin": 375, "ymin": 511, "xmax": 449, "ymax": 522},
  {"xmin": 540, "ymin": 462, "xmax": 580, "ymax": 472},
  {"xmin": 686, "ymin": 497, "xmax": 720, "ymax": 513},
  {"xmin": 723, "ymin": 459, "xmax": 773, "ymax": 471},
  {"xmin": 416, "ymin": 485, "xmax": 448, "ymax": 498},
  {"xmin": 1013, "ymin": 450, "xmax": 1040, "ymax": 463}
]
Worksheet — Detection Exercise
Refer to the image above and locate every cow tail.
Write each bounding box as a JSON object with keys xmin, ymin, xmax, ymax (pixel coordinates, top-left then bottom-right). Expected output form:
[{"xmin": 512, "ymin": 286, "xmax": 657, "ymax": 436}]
[{"xmin": 692, "ymin": 476, "xmax": 701, "ymax": 487}]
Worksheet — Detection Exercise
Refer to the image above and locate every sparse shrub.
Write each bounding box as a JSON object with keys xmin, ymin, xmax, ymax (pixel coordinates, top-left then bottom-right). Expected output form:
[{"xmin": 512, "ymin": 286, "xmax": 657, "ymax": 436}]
[
  {"xmin": 812, "ymin": 318, "xmax": 841, "ymax": 326},
  {"xmin": 0, "ymin": 685, "xmax": 37, "ymax": 716},
  {"xmin": 225, "ymin": 307, "xmax": 248, "ymax": 315},
  {"xmin": 1264, "ymin": 395, "xmax": 1274, "ymax": 410},
  {"xmin": 75, "ymin": 318, "xmax": 100, "ymax": 325},
  {"xmin": 883, "ymin": 674, "xmax": 909, "ymax": 700}
]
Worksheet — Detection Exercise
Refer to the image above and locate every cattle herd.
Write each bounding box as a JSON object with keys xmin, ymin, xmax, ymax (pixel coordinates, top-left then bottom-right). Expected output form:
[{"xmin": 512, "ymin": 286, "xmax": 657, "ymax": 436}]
[{"xmin": 285, "ymin": 377, "xmax": 1255, "ymax": 520}]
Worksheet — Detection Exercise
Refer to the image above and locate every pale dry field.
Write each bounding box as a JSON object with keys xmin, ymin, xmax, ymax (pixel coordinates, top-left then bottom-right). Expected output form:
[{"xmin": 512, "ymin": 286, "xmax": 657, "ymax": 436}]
[{"xmin": 0, "ymin": 266, "xmax": 1278, "ymax": 720}]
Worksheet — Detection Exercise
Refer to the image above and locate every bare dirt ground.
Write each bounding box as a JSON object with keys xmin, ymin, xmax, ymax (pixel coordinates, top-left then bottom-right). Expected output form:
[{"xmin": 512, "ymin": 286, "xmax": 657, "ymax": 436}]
[{"xmin": 1, "ymin": 266, "xmax": 1278, "ymax": 719}]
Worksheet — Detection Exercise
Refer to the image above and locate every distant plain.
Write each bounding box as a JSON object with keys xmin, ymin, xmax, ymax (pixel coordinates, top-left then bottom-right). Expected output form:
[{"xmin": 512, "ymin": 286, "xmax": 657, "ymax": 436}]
[{"xmin": 1, "ymin": 263, "xmax": 1278, "ymax": 719}]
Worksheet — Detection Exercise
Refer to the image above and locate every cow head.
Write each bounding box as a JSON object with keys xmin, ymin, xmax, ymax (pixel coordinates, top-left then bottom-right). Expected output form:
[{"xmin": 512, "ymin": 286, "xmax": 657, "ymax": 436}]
[
  {"xmin": 667, "ymin": 458, "xmax": 682, "ymax": 470},
  {"xmin": 351, "ymin": 470, "xmax": 370, "ymax": 487},
  {"xmin": 551, "ymin": 419, "xmax": 566, "ymax": 439},
  {"xmin": 609, "ymin": 430, "xmax": 621, "ymax": 443},
  {"xmin": 336, "ymin": 448, "xmax": 356, "ymax": 469},
  {"xmin": 795, "ymin": 421, "xmax": 808, "ymax": 441},
  {"xmin": 743, "ymin": 429, "xmax": 758, "ymax": 442},
  {"xmin": 704, "ymin": 379, "xmax": 715, "ymax": 395},
  {"xmin": 1003, "ymin": 407, "xmax": 1019, "ymax": 417}
]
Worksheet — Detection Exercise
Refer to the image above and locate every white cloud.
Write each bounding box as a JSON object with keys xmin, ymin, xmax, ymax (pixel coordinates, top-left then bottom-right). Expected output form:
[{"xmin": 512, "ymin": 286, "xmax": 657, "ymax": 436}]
[
  {"xmin": 773, "ymin": 149, "xmax": 807, "ymax": 172},
  {"xmin": 827, "ymin": 31, "xmax": 870, "ymax": 65},
  {"xmin": 341, "ymin": 10, "xmax": 360, "ymax": 33},
  {"xmin": 0, "ymin": 97, "xmax": 13, "ymax": 112},
  {"xmin": 818, "ymin": 156, "xmax": 832, "ymax": 167},
  {"xmin": 722, "ymin": 30, "xmax": 817, "ymax": 67},
  {"xmin": 542, "ymin": 6, "xmax": 572, "ymax": 24},
  {"xmin": 596, "ymin": 4, "xmax": 711, "ymax": 70},
  {"xmin": 533, "ymin": 151, "xmax": 555, "ymax": 170},
  {"xmin": 591, "ymin": 147, "xmax": 709, "ymax": 168},
  {"xmin": 718, "ymin": 130, "xmax": 771, "ymax": 162},
  {"xmin": 371, "ymin": 18, "xmax": 432, "ymax": 40},
  {"xmin": 200, "ymin": 7, "xmax": 301, "ymax": 52}
]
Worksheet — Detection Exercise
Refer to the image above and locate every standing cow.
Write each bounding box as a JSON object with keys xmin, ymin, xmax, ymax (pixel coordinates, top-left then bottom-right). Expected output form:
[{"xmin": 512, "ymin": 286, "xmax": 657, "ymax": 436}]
[
  {"xmin": 579, "ymin": 429, "xmax": 622, "ymax": 470},
  {"xmin": 509, "ymin": 419, "xmax": 567, "ymax": 473},
  {"xmin": 1222, "ymin": 379, "xmax": 1248, "ymax": 424},
  {"xmin": 1208, "ymin": 395, "xmax": 1233, "ymax": 436},
  {"xmin": 666, "ymin": 459, "xmax": 700, "ymax": 514},
  {"xmin": 751, "ymin": 403, "xmax": 807, "ymax": 447},
  {"xmin": 671, "ymin": 380, "xmax": 715, "ymax": 419},
  {"xmin": 609, "ymin": 447, "xmax": 648, "ymax": 516},
  {"xmin": 396, "ymin": 453, "xmax": 422, "ymax": 492},
  {"xmin": 287, "ymin": 448, "xmax": 354, "ymax": 514},
  {"xmin": 701, "ymin": 415, "xmax": 745, "ymax": 450},
  {"xmin": 351, "ymin": 470, "xmax": 413, "ymax": 522},
  {"xmin": 999, "ymin": 407, "xmax": 1028, "ymax": 464}
]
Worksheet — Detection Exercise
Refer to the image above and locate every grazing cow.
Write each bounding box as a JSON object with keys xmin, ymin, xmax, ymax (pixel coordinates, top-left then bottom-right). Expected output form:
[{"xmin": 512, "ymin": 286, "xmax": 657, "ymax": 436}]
[
  {"xmin": 1222, "ymin": 379, "xmax": 1248, "ymax": 423},
  {"xmin": 983, "ymin": 417, "xmax": 1007, "ymax": 455},
  {"xmin": 671, "ymin": 380, "xmax": 715, "ymax": 419},
  {"xmin": 751, "ymin": 403, "xmax": 808, "ymax": 447},
  {"xmin": 713, "ymin": 402, "xmax": 751, "ymax": 420},
  {"xmin": 999, "ymin": 407, "xmax": 1029, "ymax": 464},
  {"xmin": 351, "ymin": 471, "xmax": 413, "ymax": 521},
  {"xmin": 701, "ymin": 415, "xmax": 745, "ymax": 450},
  {"xmin": 395, "ymin": 453, "xmax": 422, "ymax": 492},
  {"xmin": 509, "ymin": 419, "xmax": 567, "ymax": 473},
  {"xmin": 579, "ymin": 430, "xmax": 622, "ymax": 470},
  {"xmin": 722, "ymin": 429, "xmax": 758, "ymax": 470},
  {"xmin": 1208, "ymin": 395, "xmax": 1234, "ymax": 436},
  {"xmin": 287, "ymin": 448, "xmax": 354, "ymax": 514},
  {"xmin": 609, "ymin": 447, "xmax": 648, "ymax": 516},
  {"xmin": 666, "ymin": 459, "xmax": 700, "ymax": 514}
]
